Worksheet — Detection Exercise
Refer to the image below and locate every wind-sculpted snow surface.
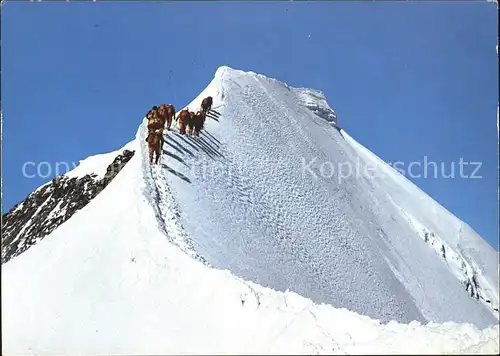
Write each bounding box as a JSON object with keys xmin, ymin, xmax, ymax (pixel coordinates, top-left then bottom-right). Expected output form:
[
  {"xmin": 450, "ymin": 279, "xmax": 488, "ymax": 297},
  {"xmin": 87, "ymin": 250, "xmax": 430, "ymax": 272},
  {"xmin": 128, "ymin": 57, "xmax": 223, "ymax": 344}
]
[
  {"xmin": 153, "ymin": 66, "xmax": 498, "ymax": 328},
  {"xmin": 2, "ymin": 127, "xmax": 498, "ymax": 355}
]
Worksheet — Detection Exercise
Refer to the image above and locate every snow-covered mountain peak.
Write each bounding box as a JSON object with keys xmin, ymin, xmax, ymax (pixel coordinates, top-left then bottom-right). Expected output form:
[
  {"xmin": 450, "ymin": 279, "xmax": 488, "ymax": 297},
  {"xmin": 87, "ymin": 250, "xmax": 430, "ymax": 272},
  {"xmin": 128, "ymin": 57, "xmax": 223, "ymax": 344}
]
[
  {"xmin": 212, "ymin": 65, "xmax": 338, "ymax": 124},
  {"xmin": 2, "ymin": 66, "xmax": 499, "ymax": 354},
  {"xmin": 157, "ymin": 65, "xmax": 498, "ymax": 327},
  {"xmin": 214, "ymin": 64, "xmax": 237, "ymax": 77}
]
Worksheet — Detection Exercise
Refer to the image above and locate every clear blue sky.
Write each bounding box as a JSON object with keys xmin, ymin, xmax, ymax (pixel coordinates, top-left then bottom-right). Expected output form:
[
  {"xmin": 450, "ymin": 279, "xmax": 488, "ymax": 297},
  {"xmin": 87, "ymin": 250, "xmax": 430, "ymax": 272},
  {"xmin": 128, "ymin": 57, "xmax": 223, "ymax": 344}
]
[{"xmin": 2, "ymin": 2, "xmax": 498, "ymax": 249}]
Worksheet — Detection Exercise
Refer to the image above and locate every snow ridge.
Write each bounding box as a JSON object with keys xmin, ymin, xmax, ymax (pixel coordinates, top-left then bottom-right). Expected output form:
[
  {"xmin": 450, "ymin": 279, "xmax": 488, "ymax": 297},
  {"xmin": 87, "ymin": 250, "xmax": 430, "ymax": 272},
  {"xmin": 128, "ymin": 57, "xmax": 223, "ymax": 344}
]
[
  {"xmin": 1, "ymin": 147, "xmax": 135, "ymax": 264},
  {"xmin": 138, "ymin": 119, "xmax": 207, "ymax": 264}
]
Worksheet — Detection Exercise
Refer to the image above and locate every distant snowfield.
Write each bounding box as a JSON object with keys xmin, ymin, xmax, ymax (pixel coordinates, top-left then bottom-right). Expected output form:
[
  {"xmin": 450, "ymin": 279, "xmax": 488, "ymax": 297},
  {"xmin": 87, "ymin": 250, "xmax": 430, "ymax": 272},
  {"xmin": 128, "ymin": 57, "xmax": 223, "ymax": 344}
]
[{"xmin": 2, "ymin": 66, "xmax": 499, "ymax": 355}]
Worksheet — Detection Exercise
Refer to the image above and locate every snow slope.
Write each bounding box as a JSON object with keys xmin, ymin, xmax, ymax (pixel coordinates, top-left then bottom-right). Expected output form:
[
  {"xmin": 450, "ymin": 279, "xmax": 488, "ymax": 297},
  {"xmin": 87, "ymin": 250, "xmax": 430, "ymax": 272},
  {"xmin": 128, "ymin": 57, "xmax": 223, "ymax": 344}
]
[
  {"xmin": 2, "ymin": 66, "xmax": 499, "ymax": 354},
  {"xmin": 2, "ymin": 124, "xmax": 499, "ymax": 355},
  {"xmin": 154, "ymin": 66, "xmax": 499, "ymax": 327},
  {"xmin": 1, "ymin": 141, "xmax": 136, "ymax": 264},
  {"xmin": 341, "ymin": 130, "xmax": 500, "ymax": 319}
]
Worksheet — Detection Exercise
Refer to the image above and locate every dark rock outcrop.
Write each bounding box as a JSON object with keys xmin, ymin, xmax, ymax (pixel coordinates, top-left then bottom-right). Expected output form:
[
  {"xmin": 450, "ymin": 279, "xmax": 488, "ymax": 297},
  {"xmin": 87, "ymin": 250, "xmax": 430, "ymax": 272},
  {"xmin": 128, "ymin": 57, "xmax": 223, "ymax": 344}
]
[
  {"xmin": 1, "ymin": 149, "xmax": 135, "ymax": 264},
  {"xmin": 102, "ymin": 149, "xmax": 135, "ymax": 187}
]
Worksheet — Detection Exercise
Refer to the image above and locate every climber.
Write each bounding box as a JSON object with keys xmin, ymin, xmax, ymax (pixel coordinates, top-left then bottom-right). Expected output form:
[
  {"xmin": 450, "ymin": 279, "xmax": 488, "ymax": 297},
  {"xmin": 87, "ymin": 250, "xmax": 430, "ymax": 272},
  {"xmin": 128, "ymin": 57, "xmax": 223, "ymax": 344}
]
[
  {"xmin": 145, "ymin": 106, "xmax": 158, "ymax": 141},
  {"xmin": 201, "ymin": 96, "xmax": 213, "ymax": 115},
  {"xmin": 147, "ymin": 129, "xmax": 163, "ymax": 165},
  {"xmin": 187, "ymin": 111, "xmax": 196, "ymax": 136},
  {"xmin": 157, "ymin": 104, "xmax": 171, "ymax": 151},
  {"xmin": 177, "ymin": 108, "xmax": 190, "ymax": 135},
  {"xmin": 166, "ymin": 104, "xmax": 176, "ymax": 131},
  {"xmin": 158, "ymin": 104, "xmax": 167, "ymax": 122},
  {"xmin": 146, "ymin": 108, "xmax": 165, "ymax": 152},
  {"xmin": 193, "ymin": 110, "xmax": 205, "ymax": 137},
  {"xmin": 146, "ymin": 105, "xmax": 158, "ymax": 121}
]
